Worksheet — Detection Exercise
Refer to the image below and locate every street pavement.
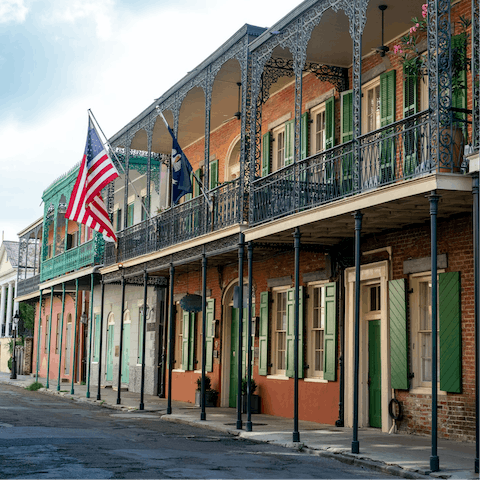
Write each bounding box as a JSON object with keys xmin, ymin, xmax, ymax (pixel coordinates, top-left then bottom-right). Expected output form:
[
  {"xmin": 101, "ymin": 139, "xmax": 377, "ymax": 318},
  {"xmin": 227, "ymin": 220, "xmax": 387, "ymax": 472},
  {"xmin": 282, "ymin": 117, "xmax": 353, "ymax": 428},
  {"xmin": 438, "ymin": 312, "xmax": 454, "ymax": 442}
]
[{"xmin": 0, "ymin": 373, "xmax": 477, "ymax": 479}]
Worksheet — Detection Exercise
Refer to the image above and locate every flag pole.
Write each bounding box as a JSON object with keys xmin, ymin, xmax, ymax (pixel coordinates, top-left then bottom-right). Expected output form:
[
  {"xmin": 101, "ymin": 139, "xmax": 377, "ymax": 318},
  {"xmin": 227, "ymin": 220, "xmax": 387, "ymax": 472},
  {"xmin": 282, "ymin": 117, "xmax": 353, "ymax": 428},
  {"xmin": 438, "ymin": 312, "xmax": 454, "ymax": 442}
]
[
  {"xmin": 155, "ymin": 107, "xmax": 213, "ymax": 210},
  {"xmin": 87, "ymin": 109, "xmax": 152, "ymax": 221}
]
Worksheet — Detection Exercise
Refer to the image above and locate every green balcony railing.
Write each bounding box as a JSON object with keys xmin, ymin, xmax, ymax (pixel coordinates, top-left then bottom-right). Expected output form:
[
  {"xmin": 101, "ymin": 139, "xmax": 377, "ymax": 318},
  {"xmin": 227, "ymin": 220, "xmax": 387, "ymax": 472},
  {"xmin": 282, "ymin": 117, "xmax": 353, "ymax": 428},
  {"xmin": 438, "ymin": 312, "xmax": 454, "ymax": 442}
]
[{"xmin": 40, "ymin": 240, "xmax": 97, "ymax": 283}]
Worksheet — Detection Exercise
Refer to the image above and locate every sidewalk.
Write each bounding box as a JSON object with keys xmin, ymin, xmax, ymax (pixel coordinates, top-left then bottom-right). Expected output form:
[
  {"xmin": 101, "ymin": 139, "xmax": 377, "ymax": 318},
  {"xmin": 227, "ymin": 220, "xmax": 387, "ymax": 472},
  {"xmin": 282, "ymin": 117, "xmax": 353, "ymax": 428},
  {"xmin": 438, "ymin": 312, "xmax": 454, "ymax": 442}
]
[{"xmin": 0, "ymin": 373, "xmax": 477, "ymax": 479}]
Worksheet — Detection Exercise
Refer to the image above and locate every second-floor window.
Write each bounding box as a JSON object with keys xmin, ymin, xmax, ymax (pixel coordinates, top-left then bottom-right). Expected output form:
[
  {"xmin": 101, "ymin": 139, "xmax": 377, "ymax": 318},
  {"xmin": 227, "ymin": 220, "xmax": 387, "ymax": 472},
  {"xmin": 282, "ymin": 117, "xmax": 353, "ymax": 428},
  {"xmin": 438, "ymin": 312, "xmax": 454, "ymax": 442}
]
[
  {"xmin": 127, "ymin": 203, "xmax": 134, "ymax": 227},
  {"xmin": 363, "ymin": 78, "xmax": 381, "ymax": 134},
  {"xmin": 273, "ymin": 126, "xmax": 286, "ymax": 171}
]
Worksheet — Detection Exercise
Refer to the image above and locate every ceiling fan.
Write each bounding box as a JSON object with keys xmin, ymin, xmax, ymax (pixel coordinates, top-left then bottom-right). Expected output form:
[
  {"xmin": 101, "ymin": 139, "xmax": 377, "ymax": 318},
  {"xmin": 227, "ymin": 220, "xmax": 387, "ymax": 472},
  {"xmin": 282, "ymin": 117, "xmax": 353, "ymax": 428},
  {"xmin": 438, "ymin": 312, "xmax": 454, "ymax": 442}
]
[{"xmin": 373, "ymin": 5, "xmax": 390, "ymax": 57}]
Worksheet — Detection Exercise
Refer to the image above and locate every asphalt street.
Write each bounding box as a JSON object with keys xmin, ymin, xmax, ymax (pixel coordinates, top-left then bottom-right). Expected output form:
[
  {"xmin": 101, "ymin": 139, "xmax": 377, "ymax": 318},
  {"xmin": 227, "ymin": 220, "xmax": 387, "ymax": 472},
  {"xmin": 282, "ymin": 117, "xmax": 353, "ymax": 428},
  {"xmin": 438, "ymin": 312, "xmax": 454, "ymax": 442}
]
[{"xmin": 0, "ymin": 384, "xmax": 397, "ymax": 479}]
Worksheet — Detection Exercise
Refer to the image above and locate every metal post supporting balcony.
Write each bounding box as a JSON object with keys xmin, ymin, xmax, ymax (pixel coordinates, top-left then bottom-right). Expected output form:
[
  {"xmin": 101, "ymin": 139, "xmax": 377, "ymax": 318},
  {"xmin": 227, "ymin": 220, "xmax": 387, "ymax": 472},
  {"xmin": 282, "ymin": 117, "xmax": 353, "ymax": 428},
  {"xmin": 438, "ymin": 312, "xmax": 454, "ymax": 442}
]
[
  {"xmin": 56, "ymin": 283, "xmax": 66, "ymax": 391},
  {"xmin": 97, "ymin": 279, "xmax": 105, "ymax": 401},
  {"xmin": 352, "ymin": 211, "xmax": 363, "ymax": 454},
  {"xmin": 293, "ymin": 227, "xmax": 301, "ymax": 443},
  {"xmin": 236, "ymin": 233, "xmax": 245, "ymax": 430},
  {"xmin": 200, "ymin": 253, "xmax": 208, "ymax": 421},
  {"xmin": 117, "ymin": 273, "xmax": 126, "ymax": 405},
  {"xmin": 35, "ymin": 290, "xmax": 43, "ymax": 383},
  {"xmin": 167, "ymin": 264, "xmax": 175, "ymax": 415},
  {"xmin": 71, "ymin": 279, "xmax": 79, "ymax": 395},
  {"xmin": 86, "ymin": 274, "xmax": 94, "ymax": 399},
  {"xmin": 46, "ymin": 286, "xmax": 54, "ymax": 389},
  {"xmin": 473, "ymin": 173, "xmax": 479, "ymax": 474},
  {"xmin": 140, "ymin": 269, "xmax": 148, "ymax": 411},
  {"xmin": 429, "ymin": 191, "xmax": 440, "ymax": 473},
  {"xmin": 246, "ymin": 241, "xmax": 254, "ymax": 433}
]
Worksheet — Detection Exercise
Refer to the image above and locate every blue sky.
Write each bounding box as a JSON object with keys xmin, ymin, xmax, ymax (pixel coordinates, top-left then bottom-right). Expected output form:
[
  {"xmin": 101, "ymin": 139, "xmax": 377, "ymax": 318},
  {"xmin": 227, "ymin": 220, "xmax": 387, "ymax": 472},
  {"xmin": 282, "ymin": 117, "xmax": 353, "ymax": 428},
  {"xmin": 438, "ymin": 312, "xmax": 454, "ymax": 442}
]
[{"xmin": 0, "ymin": 0, "xmax": 295, "ymax": 241}]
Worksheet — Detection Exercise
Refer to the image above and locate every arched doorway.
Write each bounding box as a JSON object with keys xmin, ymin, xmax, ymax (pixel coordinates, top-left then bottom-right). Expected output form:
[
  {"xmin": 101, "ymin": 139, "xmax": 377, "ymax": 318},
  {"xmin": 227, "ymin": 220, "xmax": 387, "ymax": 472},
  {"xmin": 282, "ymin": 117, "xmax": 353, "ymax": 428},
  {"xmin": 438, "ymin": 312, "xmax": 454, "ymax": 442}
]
[{"xmin": 64, "ymin": 313, "xmax": 72, "ymax": 375}]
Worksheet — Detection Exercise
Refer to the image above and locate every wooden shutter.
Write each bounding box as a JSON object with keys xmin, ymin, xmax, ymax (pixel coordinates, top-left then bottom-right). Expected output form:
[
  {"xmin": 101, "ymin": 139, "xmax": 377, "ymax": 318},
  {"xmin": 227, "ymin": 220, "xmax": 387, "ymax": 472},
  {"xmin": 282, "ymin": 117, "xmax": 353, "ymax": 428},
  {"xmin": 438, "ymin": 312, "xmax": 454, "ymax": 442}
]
[
  {"xmin": 193, "ymin": 168, "xmax": 201, "ymax": 197},
  {"xmin": 258, "ymin": 291, "xmax": 269, "ymax": 375},
  {"xmin": 205, "ymin": 299, "xmax": 214, "ymax": 372},
  {"xmin": 262, "ymin": 132, "xmax": 271, "ymax": 176},
  {"xmin": 284, "ymin": 119, "xmax": 295, "ymax": 166},
  {"xmin": 323, "ymin": 282, "xmax": 337, "ymax": 381},
  {"xmin": 439, "ymin": 272, "xmax": 461, "ymax": 393},
  {"xmin": 389, "ymin": 279, "xmax": 409, "ymax": 390},
  {"xmin": 209, "ymin": 159, "xmax": 219, "ymax": 190},
  {"xmin": 341, "ymin": 90, "xmax": 353, "ymax": 193},
  {"xmin": 301, "ymin": 112, "xmax": 309, "ymax": 160},
  {"xmin": 286, "ymin": 286, "xmax": 304, "ymax": 378},
  {"xmin": 341, "ymin": 90, "xmax": 353, "ymax": 143},
  {"xmin": 380, "ymin": 70, "xmax": 396, "ymax": 127},
  {"xmin": 182, "ymin": 309, "xmax": 190, "ymax": 370},
  {"xmin": 325, "ymin": 96, "xmax": 335, "ymax": 150},
  {"xmin": 94, "ymin": 314, "xmax": 101, "ymax": 362},
  {"xmin": 188, "ymin": 312, "xmax": 195, "ymax": 371}
]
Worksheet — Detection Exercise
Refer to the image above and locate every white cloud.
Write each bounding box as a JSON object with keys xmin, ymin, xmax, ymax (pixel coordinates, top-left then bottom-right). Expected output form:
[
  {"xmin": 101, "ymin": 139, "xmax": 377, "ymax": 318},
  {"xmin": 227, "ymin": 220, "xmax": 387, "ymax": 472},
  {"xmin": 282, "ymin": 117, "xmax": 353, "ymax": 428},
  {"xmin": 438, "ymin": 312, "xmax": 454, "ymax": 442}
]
[
  {"xmin": 41, "ymin": 0, "xmax": 115, "ymax": 40},
  {"xmin": 0, "ymin": 0, "xmax": 28, "ymax": 24}
]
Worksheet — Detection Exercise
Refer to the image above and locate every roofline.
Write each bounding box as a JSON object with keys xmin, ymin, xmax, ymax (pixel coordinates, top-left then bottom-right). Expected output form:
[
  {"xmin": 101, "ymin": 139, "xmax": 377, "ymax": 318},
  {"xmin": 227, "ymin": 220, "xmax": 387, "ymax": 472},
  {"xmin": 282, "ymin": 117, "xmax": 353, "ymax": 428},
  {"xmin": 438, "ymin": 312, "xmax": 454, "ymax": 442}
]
[
  {"xmin": 17, "ymin": 217, "xmax": 43, "ymax": 237},
  {"xmin": 249, "ymin": 0, "xmax": 319, "ymax": 52},
  {"xmin": 109, "ymin": 23, "xmax": 266, "ymax": 145}
]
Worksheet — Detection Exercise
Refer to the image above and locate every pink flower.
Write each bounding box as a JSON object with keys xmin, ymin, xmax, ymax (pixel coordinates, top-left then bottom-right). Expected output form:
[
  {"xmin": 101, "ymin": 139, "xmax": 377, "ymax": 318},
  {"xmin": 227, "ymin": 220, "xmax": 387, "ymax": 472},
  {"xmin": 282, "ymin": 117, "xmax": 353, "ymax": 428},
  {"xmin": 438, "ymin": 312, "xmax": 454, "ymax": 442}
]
[
  {"xmin": 410, "ymin": 25, "xmax": 417, "ymax": 34},
  {"xmin": 422, "ymin": 4, "xmax": 428, "ymax": 18},
  {"xmin": 416, "ymin": 23, "xmax": 420, "ymax": 28},
  {"xmin": 393, "ymin": 44, "xmax": 400, "ymax": 54}
]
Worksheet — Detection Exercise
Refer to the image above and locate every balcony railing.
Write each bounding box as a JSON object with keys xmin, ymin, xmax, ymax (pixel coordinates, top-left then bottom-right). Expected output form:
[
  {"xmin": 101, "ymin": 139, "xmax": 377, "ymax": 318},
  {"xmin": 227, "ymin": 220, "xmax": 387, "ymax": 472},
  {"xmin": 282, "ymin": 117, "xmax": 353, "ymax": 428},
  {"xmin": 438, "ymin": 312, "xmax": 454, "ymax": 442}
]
[
  {"xmin": 41, "ymin": 240, "xmax": 97, "ymax": 282},
  {"xmin": 16, "ymin": 274, "xmax": 40, "ymax": 297},
  {"xmin": 106, "ymin": 178, "xmax": 242, "ymax": 265},
  {"xmin": 251, "ymin": 110, "xmax": 434, "ymax": 225}
]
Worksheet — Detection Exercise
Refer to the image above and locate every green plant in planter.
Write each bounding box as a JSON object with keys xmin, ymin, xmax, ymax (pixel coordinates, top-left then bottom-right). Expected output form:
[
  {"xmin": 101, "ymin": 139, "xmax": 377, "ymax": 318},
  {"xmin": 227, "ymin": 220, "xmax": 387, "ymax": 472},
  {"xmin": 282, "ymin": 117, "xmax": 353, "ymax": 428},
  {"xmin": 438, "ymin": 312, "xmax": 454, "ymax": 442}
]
[
  {"xmin": 196, "ymin": 375, "xmax": 212, "ymax": 391},
  {"xmin": 241, "ymin": 377, "xmax": 257, "ymax": 395}
]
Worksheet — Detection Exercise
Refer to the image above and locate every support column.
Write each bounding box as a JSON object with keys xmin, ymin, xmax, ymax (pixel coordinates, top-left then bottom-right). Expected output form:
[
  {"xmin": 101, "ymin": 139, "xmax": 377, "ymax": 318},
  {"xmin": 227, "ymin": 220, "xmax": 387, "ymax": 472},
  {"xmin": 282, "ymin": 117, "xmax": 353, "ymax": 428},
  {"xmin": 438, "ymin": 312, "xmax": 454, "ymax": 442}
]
[
  {"xmin": 97, "ymin": 279, "xmax": 106, "ymax": 400},
  {"xmin": 236, "ymin": 233, "xmax": 245, "ymax": 430},
  {"xmin": 6, "ymin": 281, "xmax": 14, "ymax": 337},
  {"xmin": 57, "ymin": 283, "xmax": 66, "ymax": 391},
  {"xmin": 473, "ymin": 174, "xmax": 479, "ymax": 474},
  {"xmin": 293, "ymin": 228, "xmax": 301, "ymax": 443},
  {"xmin": 117, "ymin": 273, "xmax": 126, "ymax": 404},
  {"xmin": 35, "ymin": 290, "xmax": 43, "ymax": 382},
  {"xmin": 246, "ymin": 241, "xmax": 254, "ymax": 432},
  {"xmin": 71, "ymin": 279, "xmax": 79, "ymax": 394},
  {"xmin": 86, "ymin": 274, "xmax": 94, "ymax": 399},
  {"xmin": 167, "ymin": 264, "xmax": 175, "ymax": 414},
  {"xmin": 200, "ymin": 253, "xmax": 208, "ymax": 421},
  {"xmin": 429, "ymin": 191, "xmax": 440, "ymax": 472},
  {"xmin": 0, "ymin": 284, "xmax": 6, "ymax": 337},
  {"xmin": 13, "ymin": 279, "xmax": 18, "ymax": 321},
  {"xmin": 46, "ymin": 287, "xmax": 54, "ymax": 389},
  {"xmin": 352, "ymin": 211, "xmax": 363, "ymax": 454},
  {"xmin": 140, "ymin": 270, "xmax": 148, "ymax": 410}
]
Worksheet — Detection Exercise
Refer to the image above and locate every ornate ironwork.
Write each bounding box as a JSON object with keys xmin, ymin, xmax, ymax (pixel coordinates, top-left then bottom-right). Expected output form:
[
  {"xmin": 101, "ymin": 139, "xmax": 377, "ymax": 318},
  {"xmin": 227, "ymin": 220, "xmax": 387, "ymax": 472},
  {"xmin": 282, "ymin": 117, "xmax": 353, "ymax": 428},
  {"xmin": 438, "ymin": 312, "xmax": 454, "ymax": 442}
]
[
  {"xmin": 16, "ymin": 274, "xmax": 40, "ymax": 298},
  {"xmin": 473, "ymin": 0, "xmax": 479, "ymax": 150}
]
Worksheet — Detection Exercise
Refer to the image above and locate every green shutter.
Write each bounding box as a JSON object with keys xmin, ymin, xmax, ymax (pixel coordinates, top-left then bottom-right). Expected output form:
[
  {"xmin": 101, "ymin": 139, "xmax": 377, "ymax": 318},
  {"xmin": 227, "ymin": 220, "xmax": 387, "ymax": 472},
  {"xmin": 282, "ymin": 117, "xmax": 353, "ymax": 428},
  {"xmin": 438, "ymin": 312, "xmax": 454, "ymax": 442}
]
[
  {"xmin": 194, "ymin": 168, "xmax": 201, "ymax": 197},
  {"xmin": 380, "ymin": 70, "xmax": 396, "ymax": 183},
  {"xmin": 262, "ymin": 132, "xmax": 271, "ymax": 177},
  {"xmin": 389, "ymin": 279, "xmax": 409, "ymax": 390},
  {"xmin": 93, "ymin": 314, "xmax": 101, "ymax": 362},
  {"xmin": 439, "ymin": 272, "xmax": 461, "ymax": 394},
  {"xmin": 323, "ymin": 283, "xmax": 337, "ymax": 381},
  {"xmin": 341, "ymin": 90, "xmax": 353, "ymax": 194},
  {"xmin": 241, "ymin": 305, "xmax": 255, "ymax": 377},
  {"xmin": 182, "ymin": 309, "xmax": 190, "ymax": 370},
  {"xmin": 301, "ymin": 112, "xmax": 309, "ymax": 160},
  {"xmin": 205, "ymin": 299, "xmax": 214, "ymax": 372},
  {"xmin": 188, "ymin": 312, "xmax": 195, "ymax": 371},
  {"xmin": 259, "ymin": 292, "xmax": 269, "ymax": 376},
  {"xmin": 127, "ymin": 203, "xmax": 134, "ymax": 227},
  {"xmin": 380, "ymin": 70, "xmax": 396, "ymax": 127},
  {"xmin": 209, "ymin": 159, "xmax": 219, "ymax": 189},
  {"xmin": 325, "ymin": 96, "xmax": 335, "ymax": 150},
  {"xmin": 341, "ymin": 90, "xmax": 353, "ymax": 143},
  {"xmin": 284, "ymin": 119, "xmax": 295, "ymax": 166},
  {"xmin": 286, "ymin": 286, "xmax": 304, "ymax": 378},
  {"xmin": 403, "ymin": 62, "xmax": 418, "ymax": 177}
]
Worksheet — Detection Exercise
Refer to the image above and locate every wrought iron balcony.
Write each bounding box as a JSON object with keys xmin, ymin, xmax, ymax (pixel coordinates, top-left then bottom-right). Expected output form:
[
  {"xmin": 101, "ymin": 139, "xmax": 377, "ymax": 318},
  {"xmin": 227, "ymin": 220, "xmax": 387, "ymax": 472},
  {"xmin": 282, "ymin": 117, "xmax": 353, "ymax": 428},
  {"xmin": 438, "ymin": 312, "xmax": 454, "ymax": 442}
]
[
  {"xmin": 40, "ymin": 239, "xmax": 98, "ymax": 282},
  {"xmin": 251, "ymin": 110, "xmax": 436, "ymax": 225},
  {"xmin": 105, "ymin": 178, "xmax": 242, "ymax": 265},
  {"xmin": 16, "ymin": 274, "xmax": 40, "ymax": 297}
]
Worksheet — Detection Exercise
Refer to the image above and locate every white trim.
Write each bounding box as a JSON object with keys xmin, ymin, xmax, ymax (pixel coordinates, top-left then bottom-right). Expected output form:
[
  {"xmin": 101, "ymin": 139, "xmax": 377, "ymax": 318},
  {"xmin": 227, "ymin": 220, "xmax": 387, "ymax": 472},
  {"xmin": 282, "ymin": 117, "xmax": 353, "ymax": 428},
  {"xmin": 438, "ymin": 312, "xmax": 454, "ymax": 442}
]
[
  {"xmin": 266, "ymin": 374, "xmax": 290, "ymax": 381},
  {"xmin": 304, "ymin": 378, "xmax": 328, "ymax": 384}
]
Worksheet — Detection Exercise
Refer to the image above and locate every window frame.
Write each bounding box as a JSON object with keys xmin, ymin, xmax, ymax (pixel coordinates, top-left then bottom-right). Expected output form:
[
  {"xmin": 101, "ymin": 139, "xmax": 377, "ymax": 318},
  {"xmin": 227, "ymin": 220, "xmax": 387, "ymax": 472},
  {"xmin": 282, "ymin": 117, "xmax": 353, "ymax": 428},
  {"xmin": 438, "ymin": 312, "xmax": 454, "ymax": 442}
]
[
  {"xmin": 310, "ymin": 103, "xmax": 327, "ymax": 155},
  {"xmin": 272, "ymin": 125, "xmax": 286, "ymax": 172},
  {"xmin": 270, "ymin": 287, "xmax": 289, "ymax": 377},
  {"xmin": 307, "ymin": 282, "xmax": 327, "ymax": 380},
  {"xmin": 361, "ymin": 76, "xmax": 381, "ymax": 134}
]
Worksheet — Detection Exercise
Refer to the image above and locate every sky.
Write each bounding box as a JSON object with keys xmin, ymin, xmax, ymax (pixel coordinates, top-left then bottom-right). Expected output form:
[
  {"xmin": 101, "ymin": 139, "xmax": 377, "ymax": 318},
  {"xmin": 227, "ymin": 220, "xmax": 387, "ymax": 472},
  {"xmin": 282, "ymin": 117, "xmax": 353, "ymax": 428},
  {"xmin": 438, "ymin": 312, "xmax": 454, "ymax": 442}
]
[{"xmin": 0, "ymin": 0, "xmax": 297, "ymax": 241}]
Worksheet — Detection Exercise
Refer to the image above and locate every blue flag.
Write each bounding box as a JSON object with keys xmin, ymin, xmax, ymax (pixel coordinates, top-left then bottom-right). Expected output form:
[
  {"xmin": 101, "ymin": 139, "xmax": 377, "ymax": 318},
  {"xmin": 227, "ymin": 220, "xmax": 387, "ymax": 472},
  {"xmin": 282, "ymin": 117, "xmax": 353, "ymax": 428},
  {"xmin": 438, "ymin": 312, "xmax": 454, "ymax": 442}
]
[{"xmin": 166, "ymin": 125, "xmax": 193, "ymax": 204}]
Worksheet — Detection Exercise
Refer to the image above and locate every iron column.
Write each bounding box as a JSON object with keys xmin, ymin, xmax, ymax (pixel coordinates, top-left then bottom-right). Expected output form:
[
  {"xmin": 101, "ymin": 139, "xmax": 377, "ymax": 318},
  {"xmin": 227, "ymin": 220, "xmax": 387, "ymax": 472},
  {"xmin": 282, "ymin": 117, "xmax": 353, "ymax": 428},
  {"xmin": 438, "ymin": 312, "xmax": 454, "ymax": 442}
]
[
  {"xmin": 56, "ymin": 283, "xmax": 66, "ymax": 391},
  {"xmin": 237, "ymin": 233, "xmax": 245, "ymax": 430},
  {"xmin": 473, "ymin": 174, "xmax": 479, "ymax": 474},
  {"xmin": 35, "ymin": 290, "xmax": 43, "ymax": 383},
  {"xmin": 117, "ymin": 272, "xmax": 126, "ymax": 405},
  {"xmin": 200, "ymin": 254, "xmax": 208, "ymax": 421},
  {"xmin": 167, "ymin": 264, "xmax": 175, "ymax": 414},
  {"xmin": 46, "ymin": 286, "xmax": 54, "ymax": 389},
  {"xmin": 352, "ymin": 211, "xmax": 363, "ymax": 454},
  {"xmin": 97, "ymin": 279, "xmax": 105, "ymax": 401},
  {"xmin": 429, "ymin": 191, "xmax": 440, "ymax": 472},
  {"xmin": 293, "ymin": 227, "xmax": 301, "ymax": 443},
  {"xmin": 140, "ymin": 269, "xmax": 148, "ymax": 410},
  {"xmin": 71, "ymin": 279, "xmax": 79, "ymax": 394},
  {"xmin": 86, "ymin": 273, "xmax": 94, "ymax": 399},
  {"xmin": 246, "ymin": 241, "xmax": 254, "ymax": 432}
]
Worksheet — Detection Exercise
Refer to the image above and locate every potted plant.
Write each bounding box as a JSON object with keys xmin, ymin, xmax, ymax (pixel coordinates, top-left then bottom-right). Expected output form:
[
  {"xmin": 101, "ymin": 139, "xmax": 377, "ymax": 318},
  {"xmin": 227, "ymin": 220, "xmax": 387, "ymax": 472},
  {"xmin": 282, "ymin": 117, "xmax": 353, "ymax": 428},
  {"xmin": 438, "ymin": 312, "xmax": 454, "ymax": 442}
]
[
  {"xmin": 241, "ymin": 377, "xmax": 261, "ymax": 414},
  {"xmin": 195, "ymin": 375, "xmax": 218, "ymax": 407}
]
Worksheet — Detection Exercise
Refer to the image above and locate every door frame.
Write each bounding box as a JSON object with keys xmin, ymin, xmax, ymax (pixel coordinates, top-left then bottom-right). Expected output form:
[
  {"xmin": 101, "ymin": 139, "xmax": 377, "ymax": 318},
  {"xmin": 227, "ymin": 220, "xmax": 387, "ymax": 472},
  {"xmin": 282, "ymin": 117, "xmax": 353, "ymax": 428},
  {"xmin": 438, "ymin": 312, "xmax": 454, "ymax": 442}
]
[
  {"xmin": 344, "ymin": 260, "xmax": 392, "ymax": 433},
  {"xmin": 106, "ymin": 312, "xmax": 115, "ymax": 382}
]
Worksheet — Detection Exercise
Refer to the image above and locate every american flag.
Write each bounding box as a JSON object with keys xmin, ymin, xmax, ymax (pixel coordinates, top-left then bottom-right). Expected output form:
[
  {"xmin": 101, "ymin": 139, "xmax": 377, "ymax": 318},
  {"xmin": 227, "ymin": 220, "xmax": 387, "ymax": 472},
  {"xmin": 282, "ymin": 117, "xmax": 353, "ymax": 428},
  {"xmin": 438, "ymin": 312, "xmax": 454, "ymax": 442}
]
[{"xmin": 65, "ymin": 119, "xmax": 119, "ymax": 242}]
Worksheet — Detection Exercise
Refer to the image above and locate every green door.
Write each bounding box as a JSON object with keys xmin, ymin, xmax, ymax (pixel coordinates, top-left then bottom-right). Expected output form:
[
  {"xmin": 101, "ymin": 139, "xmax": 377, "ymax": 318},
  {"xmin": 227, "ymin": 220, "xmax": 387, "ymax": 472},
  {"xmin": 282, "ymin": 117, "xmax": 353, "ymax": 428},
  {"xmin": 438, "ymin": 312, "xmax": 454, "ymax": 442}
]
[
  {"xmin": 229, "ymin": 308, "xmax": 239, "ymax": 408},
  {"xmin": 122, "ymin": 323, "xmax": 130, "ymax": 383},
  {"xmin": 106, "ymin": 325, "xmax": 114, "ymax": 381},
  {"xmin": 368, "ymin": 320, "xmax": 382, "ymax": 428}
]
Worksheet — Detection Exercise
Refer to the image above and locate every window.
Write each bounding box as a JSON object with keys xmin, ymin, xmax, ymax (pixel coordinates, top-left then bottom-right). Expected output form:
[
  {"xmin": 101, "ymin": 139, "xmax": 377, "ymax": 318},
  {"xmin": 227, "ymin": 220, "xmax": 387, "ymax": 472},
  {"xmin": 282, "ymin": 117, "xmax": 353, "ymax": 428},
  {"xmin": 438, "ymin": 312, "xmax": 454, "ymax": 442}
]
[
  {"xmin": 55, "ymin": 313, "xmax": 60, "ymax": 354},
  {"xmin": 137, "ymin": 308, "xmax": 144, "ymax": 365},
  {"xmin": 115, "ymin": 209, "xmax": 122, "ymax": 232},
  {"xmin": 44, "ymin": 315, "xmax": 50, "ymax": 353},
  {"xmin": 93, "ymin": 313, "xmax": 101, "ymax": 363},
  {"xmin": 273, "ymin": 290, "xmax": 288, "ymax": 375},
  {"xmin": 311, "ymin": 105, "xmax": 326, "ymax": 154},
  {"xmin": 127, "ymin": 203, "xmax": 134, "ymax": 227},
  {"xmin": 310, "ymin": 285, "xmax": 325, "ymax": 377},
  {"xmin": 274, "ymin": 128, "xmax": 286, "ymax": 172},
  {"xmin": 369, "ymin": 285, "xmax": 381, "ymax": 312},
  {"xmin": 362, "ymin": 78, "xmax": 381, "ymax": 134},
  {"xmin": 140, "ymin": 196, "xmax": 150, "ymax": 222},
  {"xmin": 174, "ymin": 305, "xmax": 183, "ymax": 369}
]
